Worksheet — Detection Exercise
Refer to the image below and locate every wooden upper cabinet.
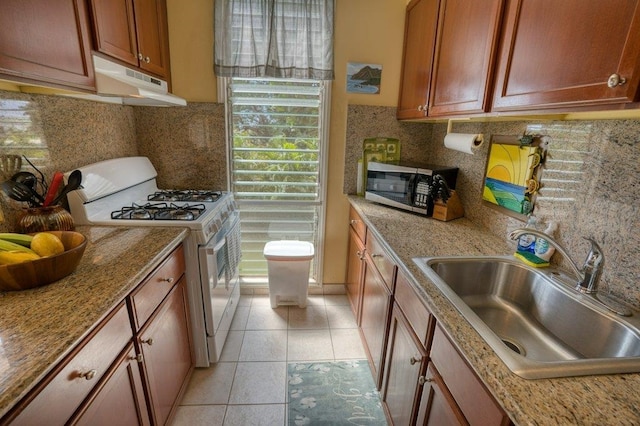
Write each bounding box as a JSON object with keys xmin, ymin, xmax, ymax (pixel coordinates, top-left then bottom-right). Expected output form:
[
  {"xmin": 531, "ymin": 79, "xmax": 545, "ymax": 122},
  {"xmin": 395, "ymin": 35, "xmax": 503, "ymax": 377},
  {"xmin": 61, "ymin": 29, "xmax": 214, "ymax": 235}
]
[
  {"xmin": 492, "ymin": 0, "xmax": 640, "ymax": 111},
  {"xmin": 0, "ymin": 0, "xmax": 95, "ymax": 91},
  {"xmin": 428, "ymin": 0, "xmax": 504, "ymax": 116},
  {"xmin": 89, "ymin": 0, "xmax": 171, "ymax": 78},
  {"xmin": 397, "ymin": 0, "xmax": 440, "ymax": 119}
]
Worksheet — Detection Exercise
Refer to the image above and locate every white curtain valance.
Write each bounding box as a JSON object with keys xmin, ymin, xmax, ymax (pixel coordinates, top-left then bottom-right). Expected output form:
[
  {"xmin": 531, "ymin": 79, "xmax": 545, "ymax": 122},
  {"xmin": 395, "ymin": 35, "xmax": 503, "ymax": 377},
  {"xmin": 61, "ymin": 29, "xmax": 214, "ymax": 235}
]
[{"xmin": 214, "ymin": 0, "xmax": 334, "ymax": 80}]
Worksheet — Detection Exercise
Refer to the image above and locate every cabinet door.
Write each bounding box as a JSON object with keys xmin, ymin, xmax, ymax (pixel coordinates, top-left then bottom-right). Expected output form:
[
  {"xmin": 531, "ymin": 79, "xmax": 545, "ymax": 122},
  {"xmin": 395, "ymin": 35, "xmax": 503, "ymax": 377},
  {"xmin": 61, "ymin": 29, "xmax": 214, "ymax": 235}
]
[
  {"xmin": 417, "ymin": 362, "xmax": 468, "ymax": 426},
  {"xmin": 0, "ymin": 0, "xmax": 95, "ymax": 91},
  {"xmin": 397, "ymin": 0, "xmax": 440, "ymax": 119},
  {"xmin": 90, "ymin": 0, "xmax": 139, "ymax": 67},
  {"xmin": 382, "ymin": 305, "xmax": 427, "ymax": 425},
  {"xmin": 359, "ymin": 259, "xmax": 392, "ymax": 388},
  {"xmin": 346, "ymin": 227, "xmax": 365, "ymax": 321},
  {"xmin": 492, "ymin": 0, "xmax": 640, "ymax": 111},
  {"xmin": 428, "ymin": 0, "xmax": 504, "ymax": 116},
  {"xmin": 133, "ymin": 0, "xmax": 170, "ymax": 78},
  {"xmin": 138, "ymin": 278, "xmax": 193, "ymax": 425},
  {"xmin": 70, "ymin": 343, "xmax": 150, "ymax": 426}
]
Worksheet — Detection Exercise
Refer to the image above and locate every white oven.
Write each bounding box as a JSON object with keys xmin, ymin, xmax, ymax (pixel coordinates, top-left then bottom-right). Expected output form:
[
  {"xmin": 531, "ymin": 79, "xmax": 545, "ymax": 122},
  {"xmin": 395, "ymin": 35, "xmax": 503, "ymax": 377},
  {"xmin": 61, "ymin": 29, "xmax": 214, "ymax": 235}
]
[
  {"xmin": 198, "ymin": 210, "xmax": 241, "ymax": 362},
  {"xmin": 65, "ymin": 156, "xmax": 240, "ymax": 367}
]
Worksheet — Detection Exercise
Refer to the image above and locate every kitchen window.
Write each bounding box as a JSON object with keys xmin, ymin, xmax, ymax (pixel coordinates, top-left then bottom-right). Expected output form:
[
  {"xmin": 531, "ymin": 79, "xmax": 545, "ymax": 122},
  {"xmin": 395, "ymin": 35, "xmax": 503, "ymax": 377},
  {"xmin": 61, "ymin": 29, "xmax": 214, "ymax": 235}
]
[{"xmin": 222, "ymin": 77, "xmax": 330, "ymax": 285}]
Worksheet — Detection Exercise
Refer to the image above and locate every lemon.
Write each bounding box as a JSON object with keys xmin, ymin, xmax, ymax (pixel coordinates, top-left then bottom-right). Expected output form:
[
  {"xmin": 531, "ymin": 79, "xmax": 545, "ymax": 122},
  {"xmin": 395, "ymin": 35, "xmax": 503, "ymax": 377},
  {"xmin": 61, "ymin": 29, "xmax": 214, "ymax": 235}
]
[{"xmin": 30, "ymin": 233, "xmax": 65, "ymax": 257}]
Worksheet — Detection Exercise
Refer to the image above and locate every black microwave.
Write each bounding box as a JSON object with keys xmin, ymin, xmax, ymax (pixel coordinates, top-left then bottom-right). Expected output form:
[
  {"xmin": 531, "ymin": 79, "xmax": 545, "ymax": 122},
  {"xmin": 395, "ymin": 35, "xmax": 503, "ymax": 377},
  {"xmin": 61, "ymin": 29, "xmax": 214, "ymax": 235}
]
[{"xmin": 365, "ymin": 161, "xmax": 458, "ymax": 216}]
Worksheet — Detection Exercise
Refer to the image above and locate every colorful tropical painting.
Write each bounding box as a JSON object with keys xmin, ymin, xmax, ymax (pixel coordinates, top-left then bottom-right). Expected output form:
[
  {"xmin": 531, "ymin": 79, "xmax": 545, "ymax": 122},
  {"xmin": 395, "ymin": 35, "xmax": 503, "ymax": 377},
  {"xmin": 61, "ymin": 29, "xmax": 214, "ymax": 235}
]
[{"xmin": 483, "ymin": 141, "xmax": 541, "ymax": 215}]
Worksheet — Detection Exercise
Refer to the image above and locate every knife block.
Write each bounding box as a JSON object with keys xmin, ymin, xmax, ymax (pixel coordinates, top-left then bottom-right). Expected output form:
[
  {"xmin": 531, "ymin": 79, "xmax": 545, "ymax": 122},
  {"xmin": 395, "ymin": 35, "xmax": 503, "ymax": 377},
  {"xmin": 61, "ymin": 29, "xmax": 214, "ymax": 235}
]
[{"xmin": 432, "ymin": 190, "xmax": 464, "ymax": 222}]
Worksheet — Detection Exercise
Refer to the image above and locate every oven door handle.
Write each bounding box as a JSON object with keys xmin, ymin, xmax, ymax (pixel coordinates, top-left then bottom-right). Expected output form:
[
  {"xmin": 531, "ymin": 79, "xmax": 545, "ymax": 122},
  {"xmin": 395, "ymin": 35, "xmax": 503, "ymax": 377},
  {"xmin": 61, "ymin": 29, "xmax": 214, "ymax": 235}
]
[{"xmin": 211, "ymin": 238, "xmax": 226, "ymax": 254}]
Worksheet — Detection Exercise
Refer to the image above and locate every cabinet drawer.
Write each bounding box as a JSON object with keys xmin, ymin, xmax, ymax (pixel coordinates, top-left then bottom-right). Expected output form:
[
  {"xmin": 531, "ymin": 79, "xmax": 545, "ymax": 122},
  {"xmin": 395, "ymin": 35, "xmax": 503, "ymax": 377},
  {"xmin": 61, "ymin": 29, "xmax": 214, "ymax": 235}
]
[
  {"xmin": 11, "ymin": 302, "xmax": 132, "ymax": 425},
  {"xmin": 395, "ymin": 271, "xmax": 432, "ymax": 349},
  {"xmin": 365, "ymin": 233, "xmax": 395, "ymax": 292},
  {"xmin": 431, "ymin": 325, "xmax": 508, "ymax": 426},
  {"xmin": 129, "ymin": 244, "xmax": 185, "ymax": 330},
  {"xmin": 349, "ymin": 207, "xmax": 367, "ymax": 243}
]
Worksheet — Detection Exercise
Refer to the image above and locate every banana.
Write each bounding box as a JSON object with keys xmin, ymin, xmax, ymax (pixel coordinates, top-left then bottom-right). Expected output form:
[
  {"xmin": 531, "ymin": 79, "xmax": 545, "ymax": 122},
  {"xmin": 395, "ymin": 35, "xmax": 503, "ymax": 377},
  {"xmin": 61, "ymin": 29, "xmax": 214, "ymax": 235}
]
[
  {"xmin": 0, "ymin": 238, "xmax": 38, "ymax": 255},
  {"xmin": 0, "ymin": 233, "xmax": 34, "ymax": 247},
  {"xmin": 0, "ymin": 251, "xmax": 40, "ymax": 265}
]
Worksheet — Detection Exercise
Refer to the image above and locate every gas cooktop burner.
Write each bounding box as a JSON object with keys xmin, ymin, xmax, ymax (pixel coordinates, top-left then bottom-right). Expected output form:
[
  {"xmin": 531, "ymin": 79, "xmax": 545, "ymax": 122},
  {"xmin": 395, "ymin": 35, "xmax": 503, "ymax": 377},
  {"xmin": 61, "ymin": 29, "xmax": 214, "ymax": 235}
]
[
  {"xmin": 148, "ymin": 190, "xmax": 223, "ymax": 203},
  {"xmin": 111, "ymin": 202, "xmax": 206, "ymax": 221}
]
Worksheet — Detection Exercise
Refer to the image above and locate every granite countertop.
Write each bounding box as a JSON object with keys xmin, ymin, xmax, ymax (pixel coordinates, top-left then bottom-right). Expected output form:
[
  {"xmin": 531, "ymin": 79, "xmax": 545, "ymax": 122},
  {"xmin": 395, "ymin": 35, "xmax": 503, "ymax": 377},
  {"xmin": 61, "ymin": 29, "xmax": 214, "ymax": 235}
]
[
  {"xmin": 348, "ymin": 196, "xmax": 640, "ymax": 425},
  {"xmin": 0, "ymin": 225, "xmax": 188, "ymax": 419}
]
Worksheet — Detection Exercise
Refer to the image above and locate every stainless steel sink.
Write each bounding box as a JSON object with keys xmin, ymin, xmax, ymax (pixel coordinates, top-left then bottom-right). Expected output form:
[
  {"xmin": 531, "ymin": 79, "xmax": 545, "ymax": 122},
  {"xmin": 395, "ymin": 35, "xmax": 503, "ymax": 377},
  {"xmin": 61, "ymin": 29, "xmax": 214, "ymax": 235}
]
[{"xmin": 413, "ymin": 256, "xmax": 640, "ymax": 379}]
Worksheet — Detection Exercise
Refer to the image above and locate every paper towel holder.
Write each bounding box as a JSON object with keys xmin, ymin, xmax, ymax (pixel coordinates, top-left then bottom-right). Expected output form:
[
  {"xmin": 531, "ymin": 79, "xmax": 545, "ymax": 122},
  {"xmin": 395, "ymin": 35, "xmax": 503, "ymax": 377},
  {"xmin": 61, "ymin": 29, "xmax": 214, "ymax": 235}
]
[{"xmin": 446, "ymin": 118, "xmax": 483, "ymax": 144}]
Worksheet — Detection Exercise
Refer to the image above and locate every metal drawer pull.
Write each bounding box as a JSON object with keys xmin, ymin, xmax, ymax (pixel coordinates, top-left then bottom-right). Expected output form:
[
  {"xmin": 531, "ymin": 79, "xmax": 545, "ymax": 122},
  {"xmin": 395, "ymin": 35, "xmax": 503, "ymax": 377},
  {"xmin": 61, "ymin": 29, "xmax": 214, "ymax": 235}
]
[
  {"xmin": 418, "ymin": 376, "xmax": 434, "ymax": 385},
  {"xmin": 141, "ymin": 337, "xmax": 154, "ymax": 346},
  {"xmin": 78, "ymin": 369, "xmax": 97, "ymax": 380},
  {"xmin": 130, "ymin": 354, "xmax": 144, "ymax": 363},
  {"xmin": 160, "ymin": 277, "xmax": 174, "ymax": 283},
  {"xmin": 372, "ymin": 253, "xmax": 383, "ymax": 258},
  {"xmin": 410, "ymin": 356, "xmax": 421, "ymax": 365}
]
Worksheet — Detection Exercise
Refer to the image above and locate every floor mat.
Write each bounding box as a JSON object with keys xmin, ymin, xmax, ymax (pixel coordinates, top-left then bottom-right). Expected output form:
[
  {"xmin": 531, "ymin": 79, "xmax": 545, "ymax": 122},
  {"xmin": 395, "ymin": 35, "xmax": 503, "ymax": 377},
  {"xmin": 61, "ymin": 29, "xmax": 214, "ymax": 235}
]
[{"xmin": 287, "ymin": 360, "xmax": 387, "ymax": 425}]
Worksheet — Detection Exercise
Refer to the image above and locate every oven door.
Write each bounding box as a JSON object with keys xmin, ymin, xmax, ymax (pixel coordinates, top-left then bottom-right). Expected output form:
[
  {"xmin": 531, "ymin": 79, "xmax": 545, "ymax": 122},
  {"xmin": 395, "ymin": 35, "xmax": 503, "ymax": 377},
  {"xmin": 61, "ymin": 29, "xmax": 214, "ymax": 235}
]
[{"xmin": 199, "ymin": 231, "xmax": 231, "ymax": 338}]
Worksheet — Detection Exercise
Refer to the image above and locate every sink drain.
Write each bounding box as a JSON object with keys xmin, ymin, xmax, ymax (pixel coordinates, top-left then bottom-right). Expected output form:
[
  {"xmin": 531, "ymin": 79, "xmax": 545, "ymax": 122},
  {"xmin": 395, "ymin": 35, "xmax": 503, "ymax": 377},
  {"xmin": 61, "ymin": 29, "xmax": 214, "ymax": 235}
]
[{"xmin": 501, "ymin": 337, "xmax": 526, "ymax": 356}]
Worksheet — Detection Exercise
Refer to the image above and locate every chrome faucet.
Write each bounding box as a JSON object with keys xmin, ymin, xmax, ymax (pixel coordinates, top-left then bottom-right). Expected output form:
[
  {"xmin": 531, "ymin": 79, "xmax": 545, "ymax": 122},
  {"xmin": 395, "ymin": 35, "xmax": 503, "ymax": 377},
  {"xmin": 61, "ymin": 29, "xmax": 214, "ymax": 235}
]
[{"xmin": 508, "ymin": 228, "xmax": 604, "ymax": 294}]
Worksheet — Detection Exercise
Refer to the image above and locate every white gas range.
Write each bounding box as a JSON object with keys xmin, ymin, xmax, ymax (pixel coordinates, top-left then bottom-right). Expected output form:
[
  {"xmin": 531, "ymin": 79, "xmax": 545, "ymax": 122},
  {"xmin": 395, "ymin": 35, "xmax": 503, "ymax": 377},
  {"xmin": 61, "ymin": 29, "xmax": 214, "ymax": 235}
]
[{"xmin": 66, "ymin": 156, "xmax": 240, "ymax": 367}]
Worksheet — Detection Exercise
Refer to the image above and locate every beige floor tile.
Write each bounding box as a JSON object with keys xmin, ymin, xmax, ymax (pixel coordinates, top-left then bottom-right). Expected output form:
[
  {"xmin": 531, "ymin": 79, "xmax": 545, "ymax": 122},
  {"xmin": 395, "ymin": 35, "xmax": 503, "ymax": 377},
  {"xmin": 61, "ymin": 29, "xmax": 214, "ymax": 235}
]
[
  {"xmin": 245, "ymin": 306, "xmax": 288, "ymax": 330},
  {"xmin": 325, "ymin": 304, "xmax": 358, "ymax": 329},
  {"xmin": 219, "ymin": 330, "xmax": 244, "ymax": 362},
  {"xmin": 229, "ymin": 362, "xmax": 287, "ymax": 404},
  {"xmin": 287, "ymin": 305, "xmax": 328, "ymax": 329},
  {"xmin": 172, "ymin": 405, "xmax": 226, "ymax": 425},
  {"xmin": 287, "ymin": 329, "xmax": 334, "ymax": 361},
  {"xmin": 250, "ymin": 294, "xmax": 273, "ymax": 306},
  {"xmin": 230, "ymin": 306, "xmax": 250, "ymax": 330},
  {"xmin": 238, "ymin": 294, "xmax": 253, "ymax": 307},
  {"xmin": 223, "ymin": 404, "xmax": 285, "ymax": 426},
  {"xmin": 239, "ymin": 330, "xmax": 288, "ymax": 361},
  {"xmin": 323, "ymin": 294, "xmax": 350, "ymax": 306},
  {"xmin": 180, "ymin": 363, "xmax": 237, "ymax": 405},
  {"xmin": 331, "ymin": 328, "xmax": 367, "ymax": 359}
]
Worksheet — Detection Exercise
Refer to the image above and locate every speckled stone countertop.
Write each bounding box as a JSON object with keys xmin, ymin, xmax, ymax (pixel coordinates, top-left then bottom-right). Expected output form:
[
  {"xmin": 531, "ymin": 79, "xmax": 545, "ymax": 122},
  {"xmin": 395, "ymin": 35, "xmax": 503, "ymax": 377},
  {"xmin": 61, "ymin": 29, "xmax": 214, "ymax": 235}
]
[
  {"xmin": 0, "ymin": 226, "xmax": 188, "ymax": 419},
  {"xmin": 348, "ymin": 196, "xmax": 640, "ymax": 426}
]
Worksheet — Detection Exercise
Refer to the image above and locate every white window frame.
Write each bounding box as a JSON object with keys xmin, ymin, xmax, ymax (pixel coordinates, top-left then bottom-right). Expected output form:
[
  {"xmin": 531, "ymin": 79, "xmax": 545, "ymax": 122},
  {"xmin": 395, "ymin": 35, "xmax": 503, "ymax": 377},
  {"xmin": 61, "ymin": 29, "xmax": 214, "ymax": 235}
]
[{"xmin": 219, "ymin": 77, "xmax": 331, "ymax": 286}]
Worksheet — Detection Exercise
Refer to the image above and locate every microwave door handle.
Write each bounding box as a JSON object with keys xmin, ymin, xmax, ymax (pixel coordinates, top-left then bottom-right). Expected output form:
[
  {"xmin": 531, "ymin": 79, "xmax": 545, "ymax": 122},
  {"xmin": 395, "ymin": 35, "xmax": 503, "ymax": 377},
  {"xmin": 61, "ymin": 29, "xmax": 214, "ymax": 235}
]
[{"xmin": 408, "ymin": 173, "xmax": 417, "ymax": 206}]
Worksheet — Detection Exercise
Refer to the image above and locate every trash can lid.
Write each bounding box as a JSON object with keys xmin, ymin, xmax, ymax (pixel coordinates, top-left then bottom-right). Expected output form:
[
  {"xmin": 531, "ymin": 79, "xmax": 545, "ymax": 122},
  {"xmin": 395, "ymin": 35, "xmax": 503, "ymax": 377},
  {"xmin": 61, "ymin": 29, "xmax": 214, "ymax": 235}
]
[{"xmin": 263, "ymin": 240, "xmax": 315, "ymax": 260}]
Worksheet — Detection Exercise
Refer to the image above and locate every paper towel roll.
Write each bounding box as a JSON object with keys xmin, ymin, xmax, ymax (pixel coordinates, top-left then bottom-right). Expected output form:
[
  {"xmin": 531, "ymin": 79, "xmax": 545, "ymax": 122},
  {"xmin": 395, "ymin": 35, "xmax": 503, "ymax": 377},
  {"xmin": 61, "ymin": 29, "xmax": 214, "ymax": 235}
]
[{"xmin": 444, "ymin": 133, "xmax": 484, "ymax": 154}]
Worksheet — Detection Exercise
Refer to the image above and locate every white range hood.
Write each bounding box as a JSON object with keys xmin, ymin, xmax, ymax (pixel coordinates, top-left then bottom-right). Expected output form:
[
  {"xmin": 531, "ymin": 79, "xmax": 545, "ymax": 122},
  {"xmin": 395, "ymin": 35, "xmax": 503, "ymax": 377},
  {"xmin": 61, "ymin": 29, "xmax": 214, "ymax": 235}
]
[{"xmin": 74, "ymin": 55, "xmax": 187, "ymax": 107}]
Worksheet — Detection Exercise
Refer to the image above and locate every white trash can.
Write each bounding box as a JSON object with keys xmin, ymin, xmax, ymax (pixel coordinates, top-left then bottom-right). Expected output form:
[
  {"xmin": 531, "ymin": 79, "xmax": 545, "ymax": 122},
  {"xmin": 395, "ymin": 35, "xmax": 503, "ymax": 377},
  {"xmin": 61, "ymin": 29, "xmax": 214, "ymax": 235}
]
[{"xmin": 263, "ymin": 240, "xmax": 314, "ymax": 308}]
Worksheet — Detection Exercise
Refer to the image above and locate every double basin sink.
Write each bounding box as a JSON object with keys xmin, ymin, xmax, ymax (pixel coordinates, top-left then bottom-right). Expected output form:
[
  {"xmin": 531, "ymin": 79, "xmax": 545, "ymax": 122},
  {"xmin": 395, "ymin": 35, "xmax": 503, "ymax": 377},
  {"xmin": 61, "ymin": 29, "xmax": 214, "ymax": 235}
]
[{"xmin": 413, "ymin": 256, "xmax": 640, "ymax": 379}]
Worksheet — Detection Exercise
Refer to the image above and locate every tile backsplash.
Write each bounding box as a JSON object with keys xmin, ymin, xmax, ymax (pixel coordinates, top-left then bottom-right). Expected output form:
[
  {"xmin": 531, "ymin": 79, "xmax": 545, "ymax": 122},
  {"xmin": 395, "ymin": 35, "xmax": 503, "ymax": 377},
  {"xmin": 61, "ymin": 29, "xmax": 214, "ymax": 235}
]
[{"xmin": 346, "ymin": 105, "xmax": 640, "ymax": 309}]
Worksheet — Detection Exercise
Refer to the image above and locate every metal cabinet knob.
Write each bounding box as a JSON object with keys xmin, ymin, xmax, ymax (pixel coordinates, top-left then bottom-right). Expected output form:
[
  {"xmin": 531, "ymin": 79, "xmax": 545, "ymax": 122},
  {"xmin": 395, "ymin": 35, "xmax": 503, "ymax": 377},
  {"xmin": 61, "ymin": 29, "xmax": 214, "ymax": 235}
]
[
  {"xmin": 417, "ymin": 105, "xmax": 424, "ymax": 112},
  {"xmin": 410, "ymin": 356, "xmax": 421, "ymax": 365},
  {"xmin": 356, "ymin": 250, "xmax": 365, "ymax": 260},
  {"xmin": 607, "ymin": 73, "xmax": 627, "ymax": 88},
  {"xmin": 138, "ymin": 53, "xmax": 143, "ymax": 61},
  {"xmin": 160, "ymin": 277, "xmax": 174, "ymax": 283},
  {"xmin": 79, "ymin": 369, "xmax": 97, "ymax": 380},
  {"xmin": 372, "ymin": 253, "xmax": 383, "ymax": 258},
  {"xmin": 130, "ymin": 353, "xmax": 144, "ymax": 363},
  {"xmin": 141, "ymin": 337, "xmax": 154, "ymax": 346},
  {"xmin": 418, "ymin": 375, "xmax": 434, "ymax": 385},
  {"xmin": 144, "ymin": 56, "xmax": 151, "ymax": 64},
  {"xmin": 350, "ymin": 219, "xmax": 358, "ymax": 225}
]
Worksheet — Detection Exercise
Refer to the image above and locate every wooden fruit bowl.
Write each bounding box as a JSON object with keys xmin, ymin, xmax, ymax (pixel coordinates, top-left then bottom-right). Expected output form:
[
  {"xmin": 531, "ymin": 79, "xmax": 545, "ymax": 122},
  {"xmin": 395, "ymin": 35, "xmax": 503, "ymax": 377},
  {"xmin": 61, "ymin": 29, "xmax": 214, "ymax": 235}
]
[{"xmin": 0, "ymin": 231, "xmax": 87, "ymax": 291}]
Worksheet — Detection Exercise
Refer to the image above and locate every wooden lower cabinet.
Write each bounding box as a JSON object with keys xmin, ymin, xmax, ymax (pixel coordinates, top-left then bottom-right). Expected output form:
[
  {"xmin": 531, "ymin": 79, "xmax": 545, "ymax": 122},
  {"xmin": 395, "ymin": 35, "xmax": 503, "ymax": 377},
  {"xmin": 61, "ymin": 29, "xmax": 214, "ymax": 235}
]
[
  {"xmin": 417, "ymin": 362, "xmax": 468, "ymax": 425},
  {"xmin": 346, "ymin": 226, "xmax": 365, "ymax": 320},
  {"xmin": 359, "ymin": 258, "xmax": 392, "ymax": 388},
  {"xmin": 70, "ymin": 343, "xmax": 149, "ymax": 426},
  {"xmin": 2, "ymin": 243, "xmax": 192, "ymax": 426},
  {"xmin": 137, "ymin": 277, "xmax": 193, "ymax": 425},
  {"xmin": 382, "ymin": 304, "xmax": 427, "ymax": 425}
]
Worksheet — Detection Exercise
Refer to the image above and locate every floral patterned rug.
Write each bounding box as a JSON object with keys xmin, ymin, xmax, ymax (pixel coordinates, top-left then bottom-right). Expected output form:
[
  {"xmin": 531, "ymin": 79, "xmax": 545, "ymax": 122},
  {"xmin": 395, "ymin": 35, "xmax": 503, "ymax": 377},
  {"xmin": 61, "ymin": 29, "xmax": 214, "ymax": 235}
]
[{"xmin": 287, "ymin": 360, "xmax": 387, "ymax": 425}]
